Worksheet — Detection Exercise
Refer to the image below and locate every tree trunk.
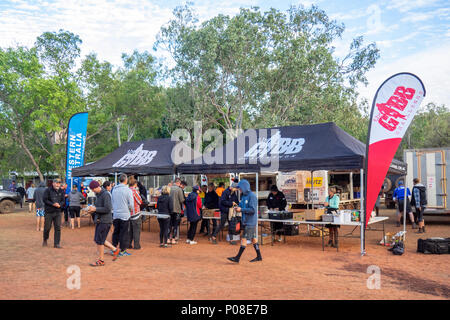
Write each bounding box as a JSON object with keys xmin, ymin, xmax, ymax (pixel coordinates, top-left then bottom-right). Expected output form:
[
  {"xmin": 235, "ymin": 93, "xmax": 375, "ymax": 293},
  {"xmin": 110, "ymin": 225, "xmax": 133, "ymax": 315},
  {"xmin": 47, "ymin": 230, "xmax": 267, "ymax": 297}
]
[
  {"xmin": 116, "ymin": 121, "xmax": 122, "ymax": 147},
  {"xmin": 16, "ymin": 129, "xmax": 44, "ymax": 182}
]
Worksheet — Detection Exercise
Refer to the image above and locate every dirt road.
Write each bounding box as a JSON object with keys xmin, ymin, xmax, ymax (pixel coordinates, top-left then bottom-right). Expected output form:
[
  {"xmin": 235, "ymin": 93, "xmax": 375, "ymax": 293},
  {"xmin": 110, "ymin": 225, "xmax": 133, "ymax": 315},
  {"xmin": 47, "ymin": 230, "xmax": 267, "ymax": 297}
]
[{"xmin": 0, "ymin": 208, "xmax": 448, "ymax": 300}]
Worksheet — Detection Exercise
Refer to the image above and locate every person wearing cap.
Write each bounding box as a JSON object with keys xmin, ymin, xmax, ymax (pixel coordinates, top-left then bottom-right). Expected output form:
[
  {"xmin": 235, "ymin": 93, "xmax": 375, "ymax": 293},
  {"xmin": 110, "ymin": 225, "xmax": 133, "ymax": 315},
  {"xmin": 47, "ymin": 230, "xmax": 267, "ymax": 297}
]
[
  {"xmin": 185, "ymin": 185, "xmax": 202, "ymax": 244},
  {"xmin": 228, "ymin": 179, "xmax": 262, "ymax": 263},
  {"xmin": 42, "ymin": 179, "xmax": 65, "ymax": 248},
  {"xmin": 393, "ymin": 180, "xmax": 416, "ymax": 228},
  {"xmin": 267, "ymin": 185, "xmax": 287, "ymax": 242},
  {"xmin": 86, "ymin": 180, "xmax": 120, "ymax": 266},
  {"xmin": 210, "ymin": 181, "xmax": 239, "ymax": 245}
]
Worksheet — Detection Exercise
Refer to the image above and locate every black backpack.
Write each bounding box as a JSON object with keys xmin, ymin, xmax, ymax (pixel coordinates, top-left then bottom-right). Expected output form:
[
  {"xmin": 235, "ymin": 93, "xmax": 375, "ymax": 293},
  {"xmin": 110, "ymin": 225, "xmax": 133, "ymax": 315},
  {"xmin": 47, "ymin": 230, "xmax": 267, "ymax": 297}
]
[
  {"xmin": 417, "ymin": 238, "xmax": 450, "ymax": 254},
  {"xmin": 389, "ymin": 241, "xmax": 405, "ymax": 255}
]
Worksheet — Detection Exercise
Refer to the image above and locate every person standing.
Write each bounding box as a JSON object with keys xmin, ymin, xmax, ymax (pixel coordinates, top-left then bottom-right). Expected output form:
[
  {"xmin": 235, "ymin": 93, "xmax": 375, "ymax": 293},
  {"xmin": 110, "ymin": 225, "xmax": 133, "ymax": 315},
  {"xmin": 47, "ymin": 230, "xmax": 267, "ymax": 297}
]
[
  {"xmin": 393, "ymin": 181, "xmax": 416, "ymax": 228},
  {"xmin": 324, "ymin": 187, "xmax": 340, "ymax": 248},
  {"xmin": 80, "ymin": 182, "xmax": 88, "ymax": 200},
  {"xmin": 267, "ymin": 185, "xmax": 287, "ymax": 242},
  {"xmin": 211, "ymin": 182, "xmax": 239, "ymax": 245},
  {"xmin": 128, "ymin": 176, "xmax": 143, "ymax": 250},
  {"xmin": 87, "ymin": 180, "xmax": 120, "ymax": 266},
  {"xmin": 228, "ymin": 179, "xmax": 262, "ymax": 263},
  {"xmin": 202, "ymin": 182, "xmax": 220, "ymax": 236},
  {"xmin": 185, "ymin": 185, "xmax": 202, "ymax": 245},
  {"xmin": 9, "ymin": 180, "xmax": 17, "ymax": 193},
  {"xmin": 61, "ymin": 182, "xmax": 70, "ymax": 227},
  {"xmin": 26, "ymin": 184, "xmax": 36, "ymax": 213},
  {"xmin": 198, "ymin": 184, "xmax": 208, "ymax": 235},
  {"xmin": 134, "ymin": 175, "xmax": 148, "ymax": 211},
  {"xmin": 33, "ymin": 182, "xmax": 47, "ymax": 231},
  {"xmin": 411, "ymin": 178, "xmax": 427, "ymax": 233},
  {"xmin": 16, "ymin": 184, "xmax": 26, "ymax": 208},
  {"xmin": 103, "ymin": 181, "xmax": 113, "ymax": 196},
  {"xmin": 169, "ymin": 178, "xmax": 185, "ymax": 244},
  {"xmin": 111, "ymin": 174, "xmax": 134, "ymax": 257},
  {"xmin": 42, "ymin": 179, "xmax": 65, "ymax": 248},
  {"xmin": 68, "ymin": 184, "xmax": 86, "ymax": 229},
  {"xmin": 215, "ymin": 182, "xmax": 225, "ymax": 197},
  {"xmin": 157, "ymin": 186, "xmax": 173, "ymax": 247}
]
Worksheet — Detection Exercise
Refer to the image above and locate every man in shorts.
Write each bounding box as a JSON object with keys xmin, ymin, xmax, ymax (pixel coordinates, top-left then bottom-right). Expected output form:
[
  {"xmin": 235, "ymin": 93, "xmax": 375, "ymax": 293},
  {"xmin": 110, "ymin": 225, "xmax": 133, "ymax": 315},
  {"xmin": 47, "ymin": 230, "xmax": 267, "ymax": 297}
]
[
  {"xmin": 227, "ymin": 179, "xmax": 262, "ymax": 263},
  {"xmin": 34, "ymin": 182, "xmax": 47, "ymax": 231},
  {"xmin": 87, "ymin": 180, "xmax": 120, "ymax": 266}
]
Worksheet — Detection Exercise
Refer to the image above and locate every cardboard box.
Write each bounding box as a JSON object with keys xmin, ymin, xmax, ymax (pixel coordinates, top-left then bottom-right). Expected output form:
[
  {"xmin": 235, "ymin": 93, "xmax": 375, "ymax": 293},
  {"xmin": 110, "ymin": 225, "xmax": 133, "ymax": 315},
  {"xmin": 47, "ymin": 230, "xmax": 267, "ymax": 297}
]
[
  {"xmin": 258, "ymin": 234, "xmax": 272, "ymax": 245},
  {"xmin": 293, "ymin": 211, "xmax": 306, "ymax": 221},
  {"xmin": 309, "ymin": 227, "xmax": 329, "ymax": 237},
  {"xmin": 340, "ymin": 192, "xmax": 349, "ymax": 200},
  {"xmin": 202, "ymin": 209, "xmax": 215, "ymax": 218},
  {"xmin": 305, "ymin": 209, "xmax": 325, "ymax": 221}
]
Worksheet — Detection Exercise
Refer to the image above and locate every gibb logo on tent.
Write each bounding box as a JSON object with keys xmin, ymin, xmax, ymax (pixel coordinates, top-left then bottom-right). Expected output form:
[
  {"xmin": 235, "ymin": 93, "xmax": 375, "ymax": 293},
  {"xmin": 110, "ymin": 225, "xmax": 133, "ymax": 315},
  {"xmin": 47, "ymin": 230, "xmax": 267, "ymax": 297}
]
[
  {"xmin": 244, "ymin": 132, "xmax": 305, "ymax": 159},
  {"xmin": 375, "ymin": 86, "xmax": 416, "ymax": 132},
  {"xmin": 112, "ymin": 144, "xmax": 157, "ymax": 167}
]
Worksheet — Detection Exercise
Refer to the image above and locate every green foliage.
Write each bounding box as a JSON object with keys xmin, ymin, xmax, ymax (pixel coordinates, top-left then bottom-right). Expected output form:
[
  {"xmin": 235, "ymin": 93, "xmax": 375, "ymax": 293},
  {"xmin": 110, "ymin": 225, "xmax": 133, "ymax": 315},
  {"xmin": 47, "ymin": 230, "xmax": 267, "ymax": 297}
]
[
  {"xmin": 155, "ymin": 5, "xmax": 379, "ymax": 140},
  {"xmin": 396, "ymin": 102, "xmax": 450, "ymax": 157},
  {"xmin": 0, "ymin": 7, "xmax": 447, "ymax": 179}
]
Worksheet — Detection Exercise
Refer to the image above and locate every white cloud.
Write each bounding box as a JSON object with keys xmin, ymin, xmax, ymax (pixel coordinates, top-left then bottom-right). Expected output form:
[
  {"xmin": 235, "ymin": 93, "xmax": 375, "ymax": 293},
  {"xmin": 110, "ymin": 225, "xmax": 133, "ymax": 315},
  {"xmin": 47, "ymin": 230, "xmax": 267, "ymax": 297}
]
[
  {"xmin": 400, "ymin": 7, "xmax": 450, "ymax": 23},
  {"xmin": 376, "ymin": 31, "xmax": 420, "ymax": 48},
  {"xmin": 0, "ymin": 0, "xmax": 263, "ymax": 67},
  {"xmin": 357, "ymin": 44, "xmax": 450, "ymax": 108},
  {"xmin": 386, "ymin": 0, "xmax": 439, "ymax": 13},
  {"xmin": 298, "ymin": 0, "xmax": 323, "ymax": 7}
]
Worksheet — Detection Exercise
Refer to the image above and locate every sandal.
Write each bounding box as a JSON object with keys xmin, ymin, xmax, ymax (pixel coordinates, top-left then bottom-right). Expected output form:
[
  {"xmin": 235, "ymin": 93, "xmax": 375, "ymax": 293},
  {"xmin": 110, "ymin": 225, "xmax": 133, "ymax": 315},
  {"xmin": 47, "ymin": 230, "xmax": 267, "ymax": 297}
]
[{"xmin": 90, "ymin": 259, "xmax": 105, "ymax": 267}]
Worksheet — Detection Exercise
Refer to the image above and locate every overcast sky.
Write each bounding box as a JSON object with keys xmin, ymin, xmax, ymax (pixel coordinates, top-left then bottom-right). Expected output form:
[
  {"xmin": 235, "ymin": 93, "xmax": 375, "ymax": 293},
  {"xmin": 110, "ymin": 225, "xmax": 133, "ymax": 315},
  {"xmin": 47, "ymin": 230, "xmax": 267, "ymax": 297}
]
[{"xmin": 1, "ymin": 0, "xmax": 449, "ymax": 108}]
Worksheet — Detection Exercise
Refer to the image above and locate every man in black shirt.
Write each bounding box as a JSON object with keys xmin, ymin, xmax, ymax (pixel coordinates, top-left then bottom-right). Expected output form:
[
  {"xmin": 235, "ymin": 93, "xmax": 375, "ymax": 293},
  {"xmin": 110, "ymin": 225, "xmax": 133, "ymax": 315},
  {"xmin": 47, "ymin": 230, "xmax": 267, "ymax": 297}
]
[
  {"xmin": 267, "ymin": 185, "xmax": 287, "ymax": 242},
  {"xmin": 42, "ymin": 179, "xmax": 65, "ymax": 248}
]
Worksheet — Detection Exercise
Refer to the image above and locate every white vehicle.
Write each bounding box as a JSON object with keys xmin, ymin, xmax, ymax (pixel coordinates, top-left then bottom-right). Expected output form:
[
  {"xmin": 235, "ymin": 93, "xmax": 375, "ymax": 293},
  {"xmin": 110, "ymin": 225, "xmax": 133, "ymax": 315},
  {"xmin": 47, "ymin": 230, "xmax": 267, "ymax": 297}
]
[{"xmin": 404, "ymin": 148, "xmax": 450, "ymax": 215}]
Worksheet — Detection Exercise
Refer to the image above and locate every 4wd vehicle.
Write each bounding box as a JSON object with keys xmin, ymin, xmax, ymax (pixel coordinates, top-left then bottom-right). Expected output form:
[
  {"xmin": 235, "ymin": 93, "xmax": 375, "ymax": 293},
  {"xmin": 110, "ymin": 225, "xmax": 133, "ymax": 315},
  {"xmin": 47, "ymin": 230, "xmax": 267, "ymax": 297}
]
[{"xmin": 0, "ymin": 190, "xmax": 21, "ymax": 213}]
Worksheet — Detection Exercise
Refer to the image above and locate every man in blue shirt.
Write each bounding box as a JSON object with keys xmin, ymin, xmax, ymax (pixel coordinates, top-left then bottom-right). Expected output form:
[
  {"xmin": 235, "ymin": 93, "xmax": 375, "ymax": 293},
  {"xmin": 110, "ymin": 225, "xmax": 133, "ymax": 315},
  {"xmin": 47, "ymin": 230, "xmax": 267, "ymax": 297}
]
[
  {"xmin": 227, "ymin": 179, "xmax": 262, "ymax": 263},
  {"xmin": 393, "ymin": 181, "xmax": 416, "ymax": 228}
]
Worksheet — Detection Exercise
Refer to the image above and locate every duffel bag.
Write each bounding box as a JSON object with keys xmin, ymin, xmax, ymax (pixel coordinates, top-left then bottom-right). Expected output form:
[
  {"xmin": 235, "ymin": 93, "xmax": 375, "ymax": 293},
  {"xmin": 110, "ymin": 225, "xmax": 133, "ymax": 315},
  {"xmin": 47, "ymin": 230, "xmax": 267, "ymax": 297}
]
[
  {"xmin": 228, "ymin": 216, "xmax": 241, "ymax": 235},
  {"xmin": 417, "ymin": 238, "xmax": 450, "ymax": 254}
]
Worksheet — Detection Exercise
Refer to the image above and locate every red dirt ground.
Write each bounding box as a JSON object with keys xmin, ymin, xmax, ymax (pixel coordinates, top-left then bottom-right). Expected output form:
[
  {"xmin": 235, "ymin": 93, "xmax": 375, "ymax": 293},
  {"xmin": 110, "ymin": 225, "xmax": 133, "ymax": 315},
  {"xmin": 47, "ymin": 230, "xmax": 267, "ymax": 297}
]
[{"xmin": 0, "ymin": 207, "xmax": 448, "ymax": 300}]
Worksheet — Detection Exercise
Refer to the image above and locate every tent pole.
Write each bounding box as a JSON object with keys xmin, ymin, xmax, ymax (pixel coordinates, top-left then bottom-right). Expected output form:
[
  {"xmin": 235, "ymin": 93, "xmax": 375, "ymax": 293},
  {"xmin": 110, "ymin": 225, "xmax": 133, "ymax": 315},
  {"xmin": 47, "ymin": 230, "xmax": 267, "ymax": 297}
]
[
  {"xmin": 311, "ymin": 171, "xmax": 314, "ymax": 209},
  {"xmin": 360, "ymin": 168, "xmax": 365, "ymax": 256},
  {"xmin": 256, "ymin": 172, "xmax": 259, "ymax": 240},
  {"xmin": 403, "ymin": 175, "xmax": 407, "ymax": 240},
  {"xmin": 350, "ymin": 172, "xmax": 354, "ymax": 200},
  {"xmin": 114, "ymin": 172, "xmax": 117, "ymax": 185}
]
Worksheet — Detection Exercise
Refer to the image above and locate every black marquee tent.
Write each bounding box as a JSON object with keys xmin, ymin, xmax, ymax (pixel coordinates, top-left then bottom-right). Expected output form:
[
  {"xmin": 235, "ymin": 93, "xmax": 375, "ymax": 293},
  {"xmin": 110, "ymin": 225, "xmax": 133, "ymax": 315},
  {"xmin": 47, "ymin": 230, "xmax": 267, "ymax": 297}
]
[
  {"xmin": 72, "ymin": 138, "xmax": 199, "ymax": 177},
  {"xmin": 177, "ymin": 122, "xmax": 406, "ymax": 174}
]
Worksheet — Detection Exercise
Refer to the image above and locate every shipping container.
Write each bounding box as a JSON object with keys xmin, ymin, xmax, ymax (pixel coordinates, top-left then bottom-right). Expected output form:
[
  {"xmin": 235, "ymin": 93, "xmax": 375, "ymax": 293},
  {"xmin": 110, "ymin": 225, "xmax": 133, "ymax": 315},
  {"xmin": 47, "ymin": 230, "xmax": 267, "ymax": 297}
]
[{"xmin": 404, "ymin": 148, "xmax": 450, "ymax": 214}]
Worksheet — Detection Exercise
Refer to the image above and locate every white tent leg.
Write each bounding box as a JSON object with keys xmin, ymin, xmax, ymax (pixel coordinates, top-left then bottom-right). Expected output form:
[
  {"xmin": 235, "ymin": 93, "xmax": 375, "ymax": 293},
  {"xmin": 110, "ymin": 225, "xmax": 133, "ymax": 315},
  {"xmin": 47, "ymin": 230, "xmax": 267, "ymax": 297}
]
[
  {"xmin": 360, "ymin": 169, "xmax": 365, "ymax": 256},
  {"xmin": 403, "ymin": 175, "xmax": 407, "ymax": 241},
  {"xmin": 256, "ymin": 172, "xmax": 259, "ymax": 240}
]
